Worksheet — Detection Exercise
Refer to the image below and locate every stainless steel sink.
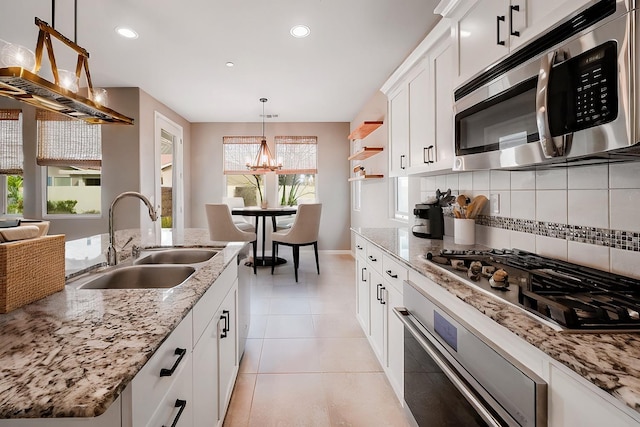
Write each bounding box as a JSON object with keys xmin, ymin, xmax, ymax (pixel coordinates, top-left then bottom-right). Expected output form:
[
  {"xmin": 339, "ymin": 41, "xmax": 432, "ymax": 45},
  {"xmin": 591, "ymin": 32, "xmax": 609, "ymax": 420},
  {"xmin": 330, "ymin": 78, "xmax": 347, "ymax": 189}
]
[
  {"xmin": 135, "ymin": 248, "xmax": 218, "ymax": 265},
  {"xmin": 78, "ymin": 265, "xmax": 195, "ymax": 290}
]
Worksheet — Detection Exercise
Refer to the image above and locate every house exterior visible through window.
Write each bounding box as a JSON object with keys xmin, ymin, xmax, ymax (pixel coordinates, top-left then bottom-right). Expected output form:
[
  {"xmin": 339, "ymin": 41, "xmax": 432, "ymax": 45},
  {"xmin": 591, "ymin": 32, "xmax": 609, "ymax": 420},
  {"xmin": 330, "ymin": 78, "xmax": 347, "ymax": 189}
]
[
  {"xmin": 36, "ymin": 109, "xmax": 102, "ymax": 215},
  {"xmin": 223, "ymin": 135, "xmax": 318, "ymax": 207},
  {"xmin": 275, "ymin": 136, "xmax": 317, "ymax": 206},
  {"xmin": 0, "ymin": 109, "xmax": 24, "ymax": 215}
]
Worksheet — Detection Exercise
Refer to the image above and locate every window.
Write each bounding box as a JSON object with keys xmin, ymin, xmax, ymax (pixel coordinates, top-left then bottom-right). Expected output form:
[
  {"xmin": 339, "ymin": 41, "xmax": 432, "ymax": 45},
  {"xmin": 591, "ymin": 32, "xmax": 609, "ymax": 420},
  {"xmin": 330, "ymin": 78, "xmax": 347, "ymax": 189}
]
[
  {"xmin": 275, "ymin": 136, "xmax": 317, "ymax": 205},
  {"xmin": 0, "ymin": 110, "xmax": 24, "ymax": 215},
  {"xmin": 37, "ymin": 110, "xmax": 102, "ymax": 215},
  {"xmin": 395, "ymin": 176, "xmax": 409, "ymax": 221},
  {"xmin": 223, "ymin": 135, "xmax": 318, "ymax": 206},
  {"xmin": 223, "ymin": 136, "xmax": 266, "ymax": 206}
]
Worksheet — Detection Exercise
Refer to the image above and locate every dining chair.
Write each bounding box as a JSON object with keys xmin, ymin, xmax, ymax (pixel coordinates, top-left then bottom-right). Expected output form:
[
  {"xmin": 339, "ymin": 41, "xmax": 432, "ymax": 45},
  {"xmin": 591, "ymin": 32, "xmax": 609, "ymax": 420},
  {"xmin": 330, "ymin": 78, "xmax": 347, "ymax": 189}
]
[
  {"xmin": 222, "ymin": 197, "xmax": 255, "ymax": 232},
  {"xmin": 270, "ymin": 203, "xmax": 321, "ymax": 282},
  {"xmin": 205, "ymin": 203, "xmax": 257, "ymax": 274}
]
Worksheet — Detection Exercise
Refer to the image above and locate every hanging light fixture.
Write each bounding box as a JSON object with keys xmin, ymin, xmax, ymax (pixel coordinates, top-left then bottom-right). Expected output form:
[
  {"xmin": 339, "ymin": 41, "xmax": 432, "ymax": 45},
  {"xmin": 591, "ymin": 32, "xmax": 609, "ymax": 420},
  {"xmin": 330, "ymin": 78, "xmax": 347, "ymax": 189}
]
[
  {"xmin": 0, "ymin": 1, "xmax": 133, "ymax": 125},
  {"xmin": 246, "ymin": 98, "xmax": 282, "ymax": 172}
]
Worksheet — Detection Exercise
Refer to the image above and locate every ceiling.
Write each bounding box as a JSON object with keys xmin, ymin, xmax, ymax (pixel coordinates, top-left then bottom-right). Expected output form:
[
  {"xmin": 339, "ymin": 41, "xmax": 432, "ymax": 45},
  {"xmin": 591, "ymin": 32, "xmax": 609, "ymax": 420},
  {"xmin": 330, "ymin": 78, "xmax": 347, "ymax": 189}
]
[{"xmin": 0, "ymin": 0, "xmax": 441, "ymax": 123}]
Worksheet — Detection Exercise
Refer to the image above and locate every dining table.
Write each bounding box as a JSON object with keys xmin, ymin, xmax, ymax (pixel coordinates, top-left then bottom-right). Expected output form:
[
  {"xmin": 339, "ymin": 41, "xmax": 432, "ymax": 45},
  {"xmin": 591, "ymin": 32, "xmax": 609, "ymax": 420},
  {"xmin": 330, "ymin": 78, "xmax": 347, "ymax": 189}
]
[{"xmin": 231, "ymin": 206, "xmax": 297, "ymax": 266}]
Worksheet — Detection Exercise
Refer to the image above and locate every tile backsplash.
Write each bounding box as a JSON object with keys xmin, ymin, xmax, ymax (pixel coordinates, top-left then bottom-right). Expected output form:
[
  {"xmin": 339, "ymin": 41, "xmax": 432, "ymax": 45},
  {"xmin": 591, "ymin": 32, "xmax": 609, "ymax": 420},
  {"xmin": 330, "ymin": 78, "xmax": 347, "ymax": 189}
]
[{"xmin": 420, "ymin": 162, "xmax": 640, "ymax": 279}]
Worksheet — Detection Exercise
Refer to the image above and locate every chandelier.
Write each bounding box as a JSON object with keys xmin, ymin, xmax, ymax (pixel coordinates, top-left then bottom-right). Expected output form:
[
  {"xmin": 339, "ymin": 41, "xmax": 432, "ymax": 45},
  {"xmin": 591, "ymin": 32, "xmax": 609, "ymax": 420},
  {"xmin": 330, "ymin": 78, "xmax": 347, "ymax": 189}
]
[
  {"xmin": 246, "ymin": 98, "xmax": 282, "ymax": 172},
  {"xmin": 0, "ymin": 1, "xmax": 133, "ymax": 125}
]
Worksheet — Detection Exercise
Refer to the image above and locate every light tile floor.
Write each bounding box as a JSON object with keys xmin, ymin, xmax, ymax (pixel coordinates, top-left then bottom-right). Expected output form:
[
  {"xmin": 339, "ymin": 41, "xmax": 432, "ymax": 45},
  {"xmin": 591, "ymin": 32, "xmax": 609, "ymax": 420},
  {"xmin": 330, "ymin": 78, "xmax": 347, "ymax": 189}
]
[{"xmin": 223, "ymin": 251, "xmax": 409, "ymax": 427}]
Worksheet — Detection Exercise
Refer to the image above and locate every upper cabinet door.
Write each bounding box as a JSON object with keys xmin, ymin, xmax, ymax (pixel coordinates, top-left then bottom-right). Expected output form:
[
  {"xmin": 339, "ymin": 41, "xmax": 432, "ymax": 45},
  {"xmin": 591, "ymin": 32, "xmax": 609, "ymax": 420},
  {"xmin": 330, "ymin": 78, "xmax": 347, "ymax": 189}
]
[
  {"xmin": 408, "ymin": 64, "xmax": 430, "ymax": 169},
  {"xmin": 430, "ymin": 38, "xmax": 455, "ymax": 171},
  {"xmin": 388, "ymin": 87, "xmax": 409, "ymax": 177},
  {"xmin": 457, "ymin": 0, "xmax": 509, "ymax": 85}
]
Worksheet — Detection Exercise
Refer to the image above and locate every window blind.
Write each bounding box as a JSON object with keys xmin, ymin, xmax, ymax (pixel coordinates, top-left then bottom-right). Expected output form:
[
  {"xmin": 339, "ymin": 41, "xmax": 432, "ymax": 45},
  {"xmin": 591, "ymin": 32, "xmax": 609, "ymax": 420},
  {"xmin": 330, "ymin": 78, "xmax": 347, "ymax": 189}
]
[
  {"xmin": 0, "ymin": 109, "xmax": 23, "ymax": 174},
  {"xmin": 275, "ymin": 136, "xmax": 317, "ymax": 174},
  {"xmin": 223, "ymin": 136, "xmax": 262, "ymax": 175},
  {"xmin": 36, "ymin": 109, "xmax": 102, "ymax": 167}
]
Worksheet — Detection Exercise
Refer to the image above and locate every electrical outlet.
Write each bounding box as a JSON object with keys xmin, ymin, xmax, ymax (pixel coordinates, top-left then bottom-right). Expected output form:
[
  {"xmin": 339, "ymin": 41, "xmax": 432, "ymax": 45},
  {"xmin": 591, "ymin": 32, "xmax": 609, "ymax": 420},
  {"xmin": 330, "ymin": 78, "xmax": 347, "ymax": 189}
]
[{"xmin": 490, "ymin": 193, "xmax": 500, "ymax": 214}]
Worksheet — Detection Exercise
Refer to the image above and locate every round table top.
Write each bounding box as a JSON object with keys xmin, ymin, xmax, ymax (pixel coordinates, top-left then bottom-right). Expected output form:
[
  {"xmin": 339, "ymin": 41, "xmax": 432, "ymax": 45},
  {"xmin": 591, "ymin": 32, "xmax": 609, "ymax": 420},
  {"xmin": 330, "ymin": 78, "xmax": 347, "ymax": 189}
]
[{"xmin": 231, "ymin": 206, "xmax": 297, "ymax": 216}]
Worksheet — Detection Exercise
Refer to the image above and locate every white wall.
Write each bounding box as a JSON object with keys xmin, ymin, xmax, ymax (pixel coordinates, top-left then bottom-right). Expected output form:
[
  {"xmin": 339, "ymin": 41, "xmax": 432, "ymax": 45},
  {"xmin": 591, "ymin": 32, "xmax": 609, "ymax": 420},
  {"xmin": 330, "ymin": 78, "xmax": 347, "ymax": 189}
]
[{"xmin": 190, "ymin": 121, "xmax": 351, "ymax": 250}]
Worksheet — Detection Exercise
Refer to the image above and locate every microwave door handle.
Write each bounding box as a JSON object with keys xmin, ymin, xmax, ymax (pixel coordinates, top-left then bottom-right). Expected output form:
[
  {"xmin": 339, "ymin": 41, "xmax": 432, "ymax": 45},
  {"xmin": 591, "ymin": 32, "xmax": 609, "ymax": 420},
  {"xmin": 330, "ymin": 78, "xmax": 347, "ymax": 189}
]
[
  {"xmin": 536, "ymin": 50, "xmax": 573, "ymax": 158},
  {"xmin": 536, "ymin": 51, "xmax": 557, "ymax": 158}
]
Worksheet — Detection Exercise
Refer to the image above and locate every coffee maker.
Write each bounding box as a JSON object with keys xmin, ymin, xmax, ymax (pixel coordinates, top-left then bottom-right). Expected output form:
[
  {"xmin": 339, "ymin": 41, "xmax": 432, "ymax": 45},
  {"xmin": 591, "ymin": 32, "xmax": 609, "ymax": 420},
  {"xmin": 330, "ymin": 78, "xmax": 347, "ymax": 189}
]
[{"xmin": 412, "ymin": 203, "xmax": 444, "ymax": 239}]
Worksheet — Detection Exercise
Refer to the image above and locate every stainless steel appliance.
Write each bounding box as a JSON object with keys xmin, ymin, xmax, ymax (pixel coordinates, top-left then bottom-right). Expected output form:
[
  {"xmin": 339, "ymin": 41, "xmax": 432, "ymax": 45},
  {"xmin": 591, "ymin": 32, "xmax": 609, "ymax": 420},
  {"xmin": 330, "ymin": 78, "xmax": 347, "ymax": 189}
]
[
  {"xmin": 427, "ymin": 248, "xmax": 640, "ymax": 332},
  {"xmin": 395, "ymin": 283, "xmax": 547, "ymax": 427},
  {"xmin": 412, "ymin": 203, "xmax": 444, "ymax": 239},
  {"xmin": 453, "ymin": 0, "xmax": 640, "ymax": 171}
]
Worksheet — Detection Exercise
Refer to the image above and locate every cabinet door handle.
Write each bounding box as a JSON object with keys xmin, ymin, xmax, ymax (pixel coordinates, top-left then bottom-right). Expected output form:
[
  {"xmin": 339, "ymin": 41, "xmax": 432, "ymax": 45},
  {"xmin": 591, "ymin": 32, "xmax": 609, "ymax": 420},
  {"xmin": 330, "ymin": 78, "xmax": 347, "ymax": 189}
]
[
  {"xmin": 376, "ymin": 283, "xmax": 382, "ymax": 301},
  {"xmin": 509, "ymin": 5, "xmax": 520, "ymax": 37},
  {"xmin": 496, "ymin": 15, "xmax": 505, "ymax": 45},
  {"xmin": 427, "ymin": 145, "xmax": 435, "ymax": 164},
  {"xmin": 220, "ymin": 312, "xmax": 229, "ymax": 339},
  {"xmin": 422, "ymin": 147, "xmax": 428, "ymax": 164},
  {"xmin": 368, "ymin": 255, "xmax": 377, "ymax": 262},
  {"xmin": 400, "ymin": 154, "xmax": 406, "ymax": 169},
  {"xmin": 380, "ymin": 286, "xmax": 386, "ymax": 305},
  {"xmin": 361, "ymin": 267, "xmax": 367, "ymax": 282},
  {"xmin": 223, "ymin": 309, "xmax": 230, "ymax": 333},
  {"xmin": 162, "ymin": 399, "xmax": 187, "ymax": 427},
  {"xmin": 386, "ymin": 270, "xmax": 398, "ymax": 279},
  {"xmin": 159, "ymin": 348, "xmax": 187, "ymax": 377}
]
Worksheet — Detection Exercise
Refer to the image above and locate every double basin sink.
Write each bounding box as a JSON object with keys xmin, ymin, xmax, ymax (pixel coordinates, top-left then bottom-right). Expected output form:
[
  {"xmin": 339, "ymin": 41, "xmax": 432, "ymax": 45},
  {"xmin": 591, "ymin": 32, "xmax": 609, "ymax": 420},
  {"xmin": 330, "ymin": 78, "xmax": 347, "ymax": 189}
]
[{"xmin": 76, "ymin": 248, "xmax": 218, "ymax": 290}]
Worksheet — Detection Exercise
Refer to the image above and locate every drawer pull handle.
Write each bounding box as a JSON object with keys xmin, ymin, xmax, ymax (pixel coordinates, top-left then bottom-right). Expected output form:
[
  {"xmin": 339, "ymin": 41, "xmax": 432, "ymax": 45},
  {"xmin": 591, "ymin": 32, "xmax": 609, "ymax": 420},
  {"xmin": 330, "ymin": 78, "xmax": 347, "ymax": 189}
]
[
  {"xmin": 386, "ymin": 270, "xmax": 398, "ymax": 279},
  {"xmin": 162, "ymin": 399, "xmax": 187, "ymax": 427},
  {"xmin": 159, "ymin": 348, "xmax": 187, "ymax": 377},
  {"xmin": 368, "ymin": 255, "xmax": 377, "ymax": 262},
  {"xmin": 356, "ymin": 245, "xmax": 363, "ymax": 250}
]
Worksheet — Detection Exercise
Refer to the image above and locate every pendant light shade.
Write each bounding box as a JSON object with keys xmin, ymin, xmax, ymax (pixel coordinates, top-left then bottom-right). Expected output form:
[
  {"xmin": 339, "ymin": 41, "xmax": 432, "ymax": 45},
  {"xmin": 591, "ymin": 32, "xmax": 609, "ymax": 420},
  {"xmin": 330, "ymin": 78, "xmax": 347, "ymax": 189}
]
[{"xmin": 246, "ymin": 98, "xmax": 282, "ymax": 173}]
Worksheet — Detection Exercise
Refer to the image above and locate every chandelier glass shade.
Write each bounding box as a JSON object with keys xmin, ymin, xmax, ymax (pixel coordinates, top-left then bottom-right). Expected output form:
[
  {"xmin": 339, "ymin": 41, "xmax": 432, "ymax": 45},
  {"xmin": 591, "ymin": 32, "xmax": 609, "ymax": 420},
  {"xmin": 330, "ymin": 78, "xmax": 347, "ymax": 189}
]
[{"xmin": 246, "ymin": 98, "xmax": 282, "ymax": 173}]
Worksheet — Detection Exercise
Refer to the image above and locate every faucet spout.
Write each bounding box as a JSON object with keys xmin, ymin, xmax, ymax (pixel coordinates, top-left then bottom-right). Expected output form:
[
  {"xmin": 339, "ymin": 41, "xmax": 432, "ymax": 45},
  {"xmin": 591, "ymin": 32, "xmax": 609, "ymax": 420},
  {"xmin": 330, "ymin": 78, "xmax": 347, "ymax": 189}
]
[{"xmin": 107, "ymin": 191, "xmax": 158, "ymax": 266}]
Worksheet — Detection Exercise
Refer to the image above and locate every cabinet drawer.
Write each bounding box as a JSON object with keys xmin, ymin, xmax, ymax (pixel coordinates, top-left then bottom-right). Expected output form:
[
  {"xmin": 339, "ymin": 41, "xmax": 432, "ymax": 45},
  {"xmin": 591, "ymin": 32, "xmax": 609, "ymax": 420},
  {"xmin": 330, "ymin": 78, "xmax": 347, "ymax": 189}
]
[
  {"xmin": 129, "ymin": 312, "xmax": 193, "ymax": 426},
  {"xmin": 148, "ymin": 355, "xmax": 193, "ymax": 427},
  {"xmin": 382, "ymin": 254, "xmax": 407, "ymax": 293},
  {"xmin": 354, "ymin": 234, "xmax": 367, "ymax": 258},
  {"xmin": 366, "ymin": 244, "xmax": 383, "ymax": 274},
  {"xmin": 193, "ymin": 261, "xmax": 236, "ymax": 346}
]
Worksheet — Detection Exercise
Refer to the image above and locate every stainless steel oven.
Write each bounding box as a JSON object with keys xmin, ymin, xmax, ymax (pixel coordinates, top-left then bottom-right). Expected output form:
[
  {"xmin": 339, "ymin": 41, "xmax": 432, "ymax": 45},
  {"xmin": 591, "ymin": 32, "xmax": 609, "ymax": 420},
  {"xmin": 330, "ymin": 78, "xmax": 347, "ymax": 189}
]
[
  {"xmin": 395, "ymin": 282, "xmax": 547, "ymax": 427},
  {"xmin": 453, "ymin": 0, "xmax": 640, "ymax": 171}
]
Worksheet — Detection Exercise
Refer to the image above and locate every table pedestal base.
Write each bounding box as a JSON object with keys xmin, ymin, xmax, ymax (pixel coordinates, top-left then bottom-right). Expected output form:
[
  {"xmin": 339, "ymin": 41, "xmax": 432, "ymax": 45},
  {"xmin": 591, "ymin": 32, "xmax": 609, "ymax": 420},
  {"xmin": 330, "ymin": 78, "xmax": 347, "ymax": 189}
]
[{"xmin": 252, "ymin": 256, "xmax": 287, "ymax": 267}]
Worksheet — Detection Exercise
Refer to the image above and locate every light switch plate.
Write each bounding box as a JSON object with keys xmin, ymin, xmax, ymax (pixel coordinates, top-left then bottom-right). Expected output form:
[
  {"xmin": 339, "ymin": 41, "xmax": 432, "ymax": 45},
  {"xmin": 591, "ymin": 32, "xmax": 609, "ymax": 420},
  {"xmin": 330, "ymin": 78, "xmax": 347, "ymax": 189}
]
[{"xmin": 490, "ymin": 193, "xmax": 500, "ymax": 214}]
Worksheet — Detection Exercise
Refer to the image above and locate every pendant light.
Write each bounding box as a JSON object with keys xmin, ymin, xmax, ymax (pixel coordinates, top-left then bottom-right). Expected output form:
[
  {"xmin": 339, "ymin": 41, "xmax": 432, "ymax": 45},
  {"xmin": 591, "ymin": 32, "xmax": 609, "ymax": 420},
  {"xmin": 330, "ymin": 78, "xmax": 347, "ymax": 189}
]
[{"xmin": 246, "ymin": 98, "xmax": 282, "ymax": 172}]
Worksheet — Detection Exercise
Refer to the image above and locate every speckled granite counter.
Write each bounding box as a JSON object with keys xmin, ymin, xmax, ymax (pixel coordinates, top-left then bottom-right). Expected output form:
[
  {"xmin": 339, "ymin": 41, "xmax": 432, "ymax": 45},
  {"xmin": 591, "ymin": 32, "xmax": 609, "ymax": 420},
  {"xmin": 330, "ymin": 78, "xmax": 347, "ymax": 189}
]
[
  {"xmin": 0, "ymin": 228, "xmax": 244, "ymax": 419},
  {"xmin": 353, "ymin": 227, "xmax": 640, "ymax": 417}
]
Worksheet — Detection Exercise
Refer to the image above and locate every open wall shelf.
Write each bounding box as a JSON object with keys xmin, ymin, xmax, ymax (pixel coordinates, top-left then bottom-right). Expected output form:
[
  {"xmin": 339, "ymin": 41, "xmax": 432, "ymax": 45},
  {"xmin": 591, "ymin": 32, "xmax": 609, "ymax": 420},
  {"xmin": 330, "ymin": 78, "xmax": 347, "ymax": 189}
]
[
  {"xmin": 348, "ymin": 146, "xmax": 383, "ymax": 161},
  {"xmin": 348, "ymin": 121, "xmax": 383, "ymax": 140},
  {"xmin": 348, "ymin": 174, "xmax": 384, "ymax": 182}
]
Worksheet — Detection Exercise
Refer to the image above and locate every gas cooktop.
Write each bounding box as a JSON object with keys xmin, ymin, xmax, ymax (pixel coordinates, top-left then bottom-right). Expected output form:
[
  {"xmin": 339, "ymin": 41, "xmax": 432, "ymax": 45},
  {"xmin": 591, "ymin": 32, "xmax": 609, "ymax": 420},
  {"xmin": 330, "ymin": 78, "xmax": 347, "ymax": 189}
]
[{"xmin": 427, "ymin": 248, "xmax": 640, "ymax": 332}]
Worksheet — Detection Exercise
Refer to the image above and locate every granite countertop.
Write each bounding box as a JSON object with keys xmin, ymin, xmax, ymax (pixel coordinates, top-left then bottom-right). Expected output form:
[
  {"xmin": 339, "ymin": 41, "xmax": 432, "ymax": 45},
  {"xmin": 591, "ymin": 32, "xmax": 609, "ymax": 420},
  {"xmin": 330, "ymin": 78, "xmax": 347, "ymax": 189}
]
[
  {"xmin": 353, "ymin": 227, "xmax": 640, "ymax": 417},
  {"xmin": 0, "ymin": 228, "xmax": 244, "ymax": 419}
]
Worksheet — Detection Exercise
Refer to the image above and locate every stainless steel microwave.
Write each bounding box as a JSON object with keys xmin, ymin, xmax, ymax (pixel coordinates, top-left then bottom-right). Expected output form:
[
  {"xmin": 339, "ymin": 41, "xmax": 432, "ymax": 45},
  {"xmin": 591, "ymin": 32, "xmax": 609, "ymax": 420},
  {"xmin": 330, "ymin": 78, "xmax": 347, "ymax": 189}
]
[{"xmin": 453, "ymin": 0, "xmax": 640, "ymax": 171}]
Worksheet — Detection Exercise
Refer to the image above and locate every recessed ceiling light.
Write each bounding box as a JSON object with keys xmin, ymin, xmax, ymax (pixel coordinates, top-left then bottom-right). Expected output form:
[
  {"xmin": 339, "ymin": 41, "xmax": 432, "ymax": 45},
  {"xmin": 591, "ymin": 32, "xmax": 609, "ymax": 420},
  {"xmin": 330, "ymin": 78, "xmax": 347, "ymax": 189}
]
[
  {"xmin": 225, "ymin": 62, "xmax": 235, "ymax": 67},
  {"xmin": 115, "ymin": 27, "xmax": 138, "ymax": 39},
  {"xmin": 290, "ymin": 25, "xmax": 310, "ymax": 38}
]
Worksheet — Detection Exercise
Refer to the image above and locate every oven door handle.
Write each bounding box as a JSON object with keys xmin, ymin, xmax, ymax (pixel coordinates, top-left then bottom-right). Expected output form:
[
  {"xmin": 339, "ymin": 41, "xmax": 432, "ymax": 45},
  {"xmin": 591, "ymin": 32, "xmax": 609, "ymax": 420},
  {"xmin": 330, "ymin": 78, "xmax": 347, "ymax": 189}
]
[{"xmin": 393, "ymin": 307, "xmax": 503, "ymax": 427}]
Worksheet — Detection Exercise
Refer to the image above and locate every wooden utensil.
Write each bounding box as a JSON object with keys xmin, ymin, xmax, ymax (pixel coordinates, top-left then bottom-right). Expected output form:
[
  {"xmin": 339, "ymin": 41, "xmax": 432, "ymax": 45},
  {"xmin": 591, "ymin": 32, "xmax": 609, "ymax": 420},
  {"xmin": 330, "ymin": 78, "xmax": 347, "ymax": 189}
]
[{"xmin": 466, "ymin": 195, "xmax": 489, "ymax": 219}]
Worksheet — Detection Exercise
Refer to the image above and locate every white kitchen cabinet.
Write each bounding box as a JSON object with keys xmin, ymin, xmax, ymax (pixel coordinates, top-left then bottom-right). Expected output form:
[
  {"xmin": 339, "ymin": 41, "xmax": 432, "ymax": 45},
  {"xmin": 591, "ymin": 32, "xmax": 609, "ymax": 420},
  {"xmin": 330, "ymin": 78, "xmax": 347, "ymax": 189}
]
[
  {"xmin": 217, "ymin": 283, "xmax": 238, "ymax": 420},
  {"xmin": 124, "ymin": 312, "xmax": 193, "ymax": 427},
  {"xmin": 192, "ymin": 263, "xmax": 239, "ymax": 427},
  {"xmin": 448, "ymin": 0, "xmax": 593, "ymax": 86},
  {"xmin": 368, "ymin": 269, "xmax": 386, "ymax": 361},
  {"xmin": 387, "ymin": 86, "xmax": 409, "ymax": 177},
  {"xmin": 382, "ymin": 20, "xmax": 454, "ymax": 176},
  {"xmin": 355, "ymin": 252, "xmax": 370, "ymax": 333},
  {"xmin": 147, "ymin": 356, "xmax": 193, "ymax": 427},
  {"xmin": 385, "ymin": 284, "xmax": 403, "ymax": 400}
]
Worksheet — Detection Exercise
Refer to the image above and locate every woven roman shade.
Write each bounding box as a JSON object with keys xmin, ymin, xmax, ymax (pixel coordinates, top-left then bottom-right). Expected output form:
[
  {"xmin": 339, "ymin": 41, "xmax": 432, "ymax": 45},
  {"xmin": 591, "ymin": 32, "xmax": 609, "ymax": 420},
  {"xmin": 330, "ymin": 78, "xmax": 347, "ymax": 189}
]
[
  {"xmin": 0, "ymin": 109, "xmax": 23, "ymax": 175},
  {"xmin": 275, "ymin": 136, "xmax": 317, "ymax": 174},
  {"xmin": 223, "ymin": 136, "xmax": 262, "ymax": 175},
  {"xmin": 36, "ymin": 109, "xmax": 102, "ymax": 167}
]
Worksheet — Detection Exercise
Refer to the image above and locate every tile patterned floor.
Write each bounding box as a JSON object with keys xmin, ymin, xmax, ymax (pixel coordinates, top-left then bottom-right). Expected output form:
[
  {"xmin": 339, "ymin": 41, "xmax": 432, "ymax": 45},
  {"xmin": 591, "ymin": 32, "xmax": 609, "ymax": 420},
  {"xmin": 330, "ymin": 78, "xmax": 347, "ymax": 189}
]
[{"xmin": 223, "ymin": 252, "xmax": 409, "ymax": 427}]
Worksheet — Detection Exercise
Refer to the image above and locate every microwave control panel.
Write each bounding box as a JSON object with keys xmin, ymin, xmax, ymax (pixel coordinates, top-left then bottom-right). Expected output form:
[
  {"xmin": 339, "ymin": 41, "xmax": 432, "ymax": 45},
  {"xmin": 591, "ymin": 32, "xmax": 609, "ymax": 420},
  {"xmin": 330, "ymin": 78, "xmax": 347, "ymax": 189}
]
[{"xmin": 548, "ymin": 41, "xmax": 618, "ymax": 136}]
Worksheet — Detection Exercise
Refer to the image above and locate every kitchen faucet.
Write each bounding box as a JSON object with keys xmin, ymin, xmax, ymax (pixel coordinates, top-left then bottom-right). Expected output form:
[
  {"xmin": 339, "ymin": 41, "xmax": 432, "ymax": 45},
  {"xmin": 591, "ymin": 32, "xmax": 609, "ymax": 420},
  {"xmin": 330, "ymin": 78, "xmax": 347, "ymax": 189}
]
[{"xmin": 107, "ymin": 191, "xmax": 158, "ymax": 266}]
